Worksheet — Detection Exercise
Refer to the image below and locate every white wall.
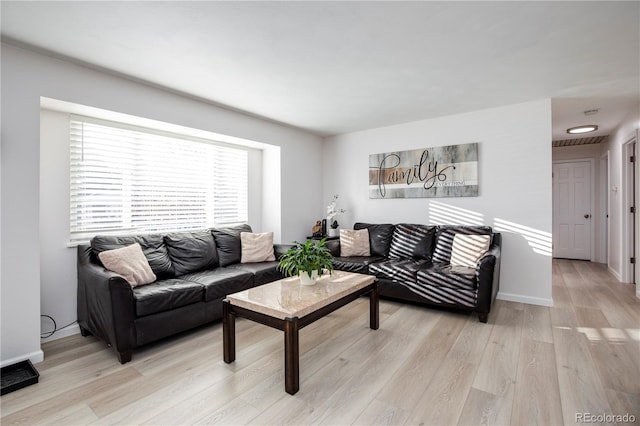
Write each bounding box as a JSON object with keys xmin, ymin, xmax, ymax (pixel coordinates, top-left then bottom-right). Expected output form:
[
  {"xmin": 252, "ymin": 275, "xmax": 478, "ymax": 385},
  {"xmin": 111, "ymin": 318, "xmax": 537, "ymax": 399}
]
[
  {"xmin": 323, "ymin": 99, "xmax": 553, "ymax": 306},
  {"xmin": 601, "ymin": 104, "xmax": 640, "ymax": 283},
  {"xmin": 39, "ymin": 110, "xmax": 77, "ymax": 342},
  {"xmin": 1, "ymin": 43, "xmax": 323, "ymax": 366}
]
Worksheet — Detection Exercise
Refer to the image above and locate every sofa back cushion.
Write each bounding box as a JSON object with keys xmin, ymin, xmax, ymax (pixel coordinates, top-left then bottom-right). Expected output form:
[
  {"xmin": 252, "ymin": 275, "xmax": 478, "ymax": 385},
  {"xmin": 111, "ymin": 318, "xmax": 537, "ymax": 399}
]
[
  {"xmin": 91, "ymin": 233, "xmax": 174, "ymax": 278},
  {"xmin": 354, "ymin": 223, "xmax": 395, "ymax": 257},
  {"xmin": 211, "ymin": 224, "xmax": 252, "ymax": 267},
  {"xmin": 164, "ymin": 230, "xmax": 218, "ymax": 275},
  {"xmin": 432, "ymin": 226, "xmax": 493, "ymax": 264},
  {"xmin": 388, "ymin": 224, "xmax": 436, "ymax": 260}
]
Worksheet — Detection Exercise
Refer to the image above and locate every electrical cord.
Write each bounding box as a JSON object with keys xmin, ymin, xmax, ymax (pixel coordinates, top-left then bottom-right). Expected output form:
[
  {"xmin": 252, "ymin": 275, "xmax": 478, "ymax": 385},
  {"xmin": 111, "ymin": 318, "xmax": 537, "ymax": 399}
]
[{"xmin": 40, "ymin": 315, "xmax": 78, "ymax": 339}]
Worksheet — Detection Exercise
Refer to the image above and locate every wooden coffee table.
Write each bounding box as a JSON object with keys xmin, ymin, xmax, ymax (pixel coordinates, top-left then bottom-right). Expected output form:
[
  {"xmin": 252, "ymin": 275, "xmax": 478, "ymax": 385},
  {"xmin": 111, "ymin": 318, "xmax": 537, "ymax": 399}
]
[{"xmin": 222, "ymin": 270, "xmax": 379, "ymax": 395}]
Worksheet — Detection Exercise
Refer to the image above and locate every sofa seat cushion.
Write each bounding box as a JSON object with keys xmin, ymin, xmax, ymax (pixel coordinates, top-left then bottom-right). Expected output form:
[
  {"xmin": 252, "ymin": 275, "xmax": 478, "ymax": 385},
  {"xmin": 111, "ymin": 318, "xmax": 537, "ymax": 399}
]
[
  {"xmin": 403, "ymin": 278, "xmax": 477, "ymax": 308},
  {"xmin": 222, "ymin": 262, "xmax": 282, "ymax": 286},
  {"xmin": 133, "ymin": 278, "xmax": 204, "ymax": 317},
  {"xmin": 416, "ymin": 263, "xmax": 477, "ymax": 290},
  {"xmin": 333, "ymin": 256, "xmax": 385, "ymax": 274},
  {"xmin": 369, "ymin": 259, "xmax": 430, "ymax": 282},
  {"xmin": 181, "ymin": 269, "xmax": 254, "ymax": 301}
]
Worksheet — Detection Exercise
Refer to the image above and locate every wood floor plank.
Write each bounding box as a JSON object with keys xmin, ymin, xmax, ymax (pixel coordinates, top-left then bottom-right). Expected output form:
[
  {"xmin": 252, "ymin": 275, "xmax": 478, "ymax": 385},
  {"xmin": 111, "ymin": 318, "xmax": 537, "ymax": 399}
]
[
  {"xmin": 41, "ymin": 404, "xmax": 99, "ymax": 426},
  {"xmin": 2, "ymin": 260, "xmax": 635, "ymax": 426},
  {"xmin": 457, "ymin": 387, "xmax": 512, "ymax": 426},
  {"xmin": 551, "ymin": 304, "xmax": 612, "ymax": 425},
  {"xmin": 374, "ymin": 312, "xmax": 468, "ymax": 412},
  {"xmin": 352, "ymin": 398, "xmax": 410, "ymax": 425},
  {"xmin": 567, "ymin": 287, "xmax": 598, "ymax": 308},
  {"xmin": 522, "ymin": 303, "xmax": 553, "ymax": 343},
  {"xmin": 314, "ymin": 306, "xmax": 442, "ymax": 424},
  {"xmin": 510, "ymin": 338, "xmax": 564, "ymax": 425},
  {"xmin": 551, "ymin": 284, "xmax": 572, "ymax": 308},
  {"xmin": 1, "ymin": 367, "xmax": 140, "ymax": 425},
  {"xmin": 405, "ymin": 315, "xmax": 493, "ymax": 425},
  {"xmin": 604, "ymin": 388, "xmax": 640, "ymax": 420},
  {"xmin": 472, "ymin": 303, "xmax": 524, "ymax": 399},
  {"xmin": 1, "ymin": 347, "xmax": 128, "ymax": 416}
]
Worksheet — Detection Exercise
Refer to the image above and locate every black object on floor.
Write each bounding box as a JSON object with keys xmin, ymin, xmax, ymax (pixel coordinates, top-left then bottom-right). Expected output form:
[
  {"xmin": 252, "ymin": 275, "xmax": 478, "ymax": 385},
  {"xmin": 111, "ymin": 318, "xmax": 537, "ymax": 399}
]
[{"xmin": 1, "ymin": 359, "xmax": 40, "ymax": 395}]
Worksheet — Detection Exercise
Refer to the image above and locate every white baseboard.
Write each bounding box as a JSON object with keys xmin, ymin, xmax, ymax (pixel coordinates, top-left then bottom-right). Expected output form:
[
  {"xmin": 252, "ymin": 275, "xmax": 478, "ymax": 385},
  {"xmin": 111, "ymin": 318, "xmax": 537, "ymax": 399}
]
[
  {"xmin": 608, "ymin": 266, "xmax": 622, "ymax": 282},
  {"xmin": 1, "ymin": 350, "xmax": 44, "ymax": 368},
  {"xmin": 40, "ymin": 324, "xmax": 81, "ymax": 344},
  {"xmin": 496, "ymin": 292, "xmax": 553, "ymax": 307}
]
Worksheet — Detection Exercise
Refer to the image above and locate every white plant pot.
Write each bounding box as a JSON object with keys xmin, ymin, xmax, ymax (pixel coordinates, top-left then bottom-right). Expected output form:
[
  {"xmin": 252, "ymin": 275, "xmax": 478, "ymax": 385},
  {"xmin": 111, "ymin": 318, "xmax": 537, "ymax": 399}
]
[
  {"xmin": 327, "ymin": 228, "xmax": 340, "ymax": 237},
  {"xmin": 299, "ymin": 270, "xmax": 319, "ymax": 286}
]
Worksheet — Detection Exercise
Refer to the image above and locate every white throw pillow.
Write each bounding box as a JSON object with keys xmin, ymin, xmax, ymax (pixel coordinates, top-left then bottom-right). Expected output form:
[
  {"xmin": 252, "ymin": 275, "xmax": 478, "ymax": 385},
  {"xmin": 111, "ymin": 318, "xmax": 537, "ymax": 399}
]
[
  {"xmin": 98, "ymin": 243, "xmax": 156, "ymax": 287},
  {"xmin": 241, "ymin": 232, "xmax": 276, "ymax": 263},
  {"xmin": 340, "ymin": 228, "xmax": 371, "ymax": 257},
  {"xmin": 450, "ymin": 234, "xmax": 491, "ymax": 267}
]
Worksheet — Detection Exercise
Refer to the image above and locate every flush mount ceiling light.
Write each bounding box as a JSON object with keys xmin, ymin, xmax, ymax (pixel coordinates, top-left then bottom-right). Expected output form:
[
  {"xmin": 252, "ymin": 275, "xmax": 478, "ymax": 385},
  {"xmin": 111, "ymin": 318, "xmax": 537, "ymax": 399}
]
[{"xmin": 567, "ymin": 125, "xmax": 598, "ymax": 134}]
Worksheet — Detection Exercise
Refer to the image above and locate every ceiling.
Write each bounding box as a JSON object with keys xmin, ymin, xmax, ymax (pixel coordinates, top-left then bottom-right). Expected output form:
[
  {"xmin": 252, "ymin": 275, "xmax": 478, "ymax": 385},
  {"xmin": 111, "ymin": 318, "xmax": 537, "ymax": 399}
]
[{"xmin": 1, "ymin": 1, "xmax": 638, "ymax": 139}]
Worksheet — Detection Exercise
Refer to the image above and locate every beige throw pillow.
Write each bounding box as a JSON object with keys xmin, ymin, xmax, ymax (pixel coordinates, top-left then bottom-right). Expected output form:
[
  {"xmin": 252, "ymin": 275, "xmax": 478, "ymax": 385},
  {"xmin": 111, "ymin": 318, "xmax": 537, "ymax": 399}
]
[
  {"xmin": 98, "ymin": 243, "xmax": 156, "ymax": 287},
  {"xmin": 340, "ymin": 228, "xmax": 371, "ymax": 257},
  {"xmin": 241, "ymin": 232, "xmax": 276, "ymax": 263},
  {"xmin": 450, "ymin": 234, "xmax": 491, "ymax": 267}
]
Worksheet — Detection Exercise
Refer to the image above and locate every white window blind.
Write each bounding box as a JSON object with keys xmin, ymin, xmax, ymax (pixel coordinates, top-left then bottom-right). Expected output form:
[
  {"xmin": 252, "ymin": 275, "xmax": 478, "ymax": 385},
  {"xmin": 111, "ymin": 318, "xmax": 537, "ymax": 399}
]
[{"xmin": 69, "ymin": 117, "xmax": 248, "ymax": 243}]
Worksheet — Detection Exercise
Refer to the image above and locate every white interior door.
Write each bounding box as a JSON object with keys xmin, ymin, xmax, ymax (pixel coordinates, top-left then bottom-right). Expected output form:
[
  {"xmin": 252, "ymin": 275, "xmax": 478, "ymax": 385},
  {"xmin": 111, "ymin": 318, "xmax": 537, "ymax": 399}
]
[{"xmin": 553, "ymin": 161, "xmax": 592, "ymax": 260}]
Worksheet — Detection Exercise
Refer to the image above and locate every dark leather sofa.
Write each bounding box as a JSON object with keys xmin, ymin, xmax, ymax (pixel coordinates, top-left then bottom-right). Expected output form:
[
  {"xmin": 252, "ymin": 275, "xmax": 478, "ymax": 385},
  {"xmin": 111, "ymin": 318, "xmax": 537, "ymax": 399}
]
[
  {"xmin": 77, "ymin": 224, "xmax": 287, "ymax": 364},
  {"xmin": 326, "ymin": 223, "xmax": 501, "ymax": 323}
]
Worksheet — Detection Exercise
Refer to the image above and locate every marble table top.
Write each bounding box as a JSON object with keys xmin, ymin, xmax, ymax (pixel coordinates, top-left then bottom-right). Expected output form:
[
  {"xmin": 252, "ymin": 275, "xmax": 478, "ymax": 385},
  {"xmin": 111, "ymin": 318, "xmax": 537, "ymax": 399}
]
[{"xmin": 225, "ymin": 270, "xmax": 376, "ymax": 320}]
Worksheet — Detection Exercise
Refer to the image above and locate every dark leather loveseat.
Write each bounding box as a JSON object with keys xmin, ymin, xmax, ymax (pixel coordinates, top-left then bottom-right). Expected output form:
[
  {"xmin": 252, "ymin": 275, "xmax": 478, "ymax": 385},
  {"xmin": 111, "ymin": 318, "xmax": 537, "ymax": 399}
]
[
  {"xmin": 77, "ymin": 224, "xmax": 286, "ymax": 363},
  {"xmin": 327, "ymin": 223, "xmax": 501, "ymax": 322}
]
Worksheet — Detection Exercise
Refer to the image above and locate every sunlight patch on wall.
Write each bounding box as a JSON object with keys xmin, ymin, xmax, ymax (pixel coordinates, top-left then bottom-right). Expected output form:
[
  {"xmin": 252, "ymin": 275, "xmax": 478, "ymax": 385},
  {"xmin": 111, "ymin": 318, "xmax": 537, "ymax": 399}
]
[
  {"xmin": 493, "ymin": 218, "xmax": 552, "ymax": 256},
  {"xmin": 428, "ymin": 201, "xmax": 484, "ymax": 226}
]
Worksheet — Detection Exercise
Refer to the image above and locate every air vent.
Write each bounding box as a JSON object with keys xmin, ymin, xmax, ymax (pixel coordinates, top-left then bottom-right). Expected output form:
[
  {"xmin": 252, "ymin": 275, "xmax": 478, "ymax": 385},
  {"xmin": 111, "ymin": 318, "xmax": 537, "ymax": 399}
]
[{"xmin": 552, "ymin": 136, "xmax": 608, "ymax": 147}]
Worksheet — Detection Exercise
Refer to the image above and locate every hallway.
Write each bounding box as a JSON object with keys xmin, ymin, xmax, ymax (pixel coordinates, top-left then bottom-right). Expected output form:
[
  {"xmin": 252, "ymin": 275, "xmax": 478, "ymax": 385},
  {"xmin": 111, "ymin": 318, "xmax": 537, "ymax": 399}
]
[{"xmin": 550, "ymin": 259, "xmax": 639, "ymax": 421}]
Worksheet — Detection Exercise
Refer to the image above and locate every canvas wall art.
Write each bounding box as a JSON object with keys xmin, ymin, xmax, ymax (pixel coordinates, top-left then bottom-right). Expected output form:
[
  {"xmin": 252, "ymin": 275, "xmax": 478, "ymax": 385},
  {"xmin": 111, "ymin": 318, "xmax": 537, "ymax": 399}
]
[{"xmin": 369, "ymin": 142, "xmax": 478, "ymax": 198}]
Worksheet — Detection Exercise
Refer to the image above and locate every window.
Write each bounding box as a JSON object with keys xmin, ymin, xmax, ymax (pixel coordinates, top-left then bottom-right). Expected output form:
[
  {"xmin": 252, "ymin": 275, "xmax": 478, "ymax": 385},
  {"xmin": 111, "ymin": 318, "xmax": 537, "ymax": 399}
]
[{"xmin": 69, "ymin": 116, "xmax": 248, "ymax": 243}]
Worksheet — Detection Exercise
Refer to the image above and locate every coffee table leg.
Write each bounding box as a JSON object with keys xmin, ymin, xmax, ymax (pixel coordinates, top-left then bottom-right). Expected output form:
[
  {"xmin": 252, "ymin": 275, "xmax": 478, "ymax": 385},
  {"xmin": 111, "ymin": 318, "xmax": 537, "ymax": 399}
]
[
  {"xmin": 370, "ymin": 282, "xmax": 379, "ymax": 330},
  {"xmin": 284, "ymin": 317, "xmax": 299, "ymax": 395},
  {"xmin": 223, "ymin": 300, "xmax": 236, "ymax": 363}
]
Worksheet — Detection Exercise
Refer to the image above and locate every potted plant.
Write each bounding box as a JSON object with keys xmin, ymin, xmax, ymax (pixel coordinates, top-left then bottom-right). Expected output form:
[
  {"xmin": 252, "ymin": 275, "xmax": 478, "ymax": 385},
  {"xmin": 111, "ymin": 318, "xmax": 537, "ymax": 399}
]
[
  {"xmin": 326, "ymin": 194, "xmax": 346, "ymax": 237},
  {"xmin": 328, "ymin": 219, "xmax": 340, "ymax": 237},
  {"xmin": 277, "ymin": 239, "xmax": 334, "ymax": 285}
]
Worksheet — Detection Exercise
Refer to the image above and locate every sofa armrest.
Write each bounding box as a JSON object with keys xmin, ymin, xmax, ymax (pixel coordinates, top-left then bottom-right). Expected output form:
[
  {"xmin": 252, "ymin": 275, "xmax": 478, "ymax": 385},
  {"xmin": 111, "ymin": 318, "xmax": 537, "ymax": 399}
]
[
  {"xmin": 274, "ymin": 243, "xmax": 294, "ymax": 259},
  {"xmin": 77, "ymin": 245, "xmax": 136, "ymax": 358},
  {"xmin": 325, "ymin": 239, "xmax": 341, "ymax": 257},
  {"xmin": 475, "ymin": 234, "xmax": 501, "ymax": 316}
]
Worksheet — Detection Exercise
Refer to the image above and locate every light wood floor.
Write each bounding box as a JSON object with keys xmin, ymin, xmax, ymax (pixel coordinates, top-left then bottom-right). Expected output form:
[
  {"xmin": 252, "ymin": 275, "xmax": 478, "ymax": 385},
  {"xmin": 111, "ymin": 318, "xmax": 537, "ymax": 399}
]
[{"xmin": 2, "ymin": 259, "xmax": 639, "ymax": 425}]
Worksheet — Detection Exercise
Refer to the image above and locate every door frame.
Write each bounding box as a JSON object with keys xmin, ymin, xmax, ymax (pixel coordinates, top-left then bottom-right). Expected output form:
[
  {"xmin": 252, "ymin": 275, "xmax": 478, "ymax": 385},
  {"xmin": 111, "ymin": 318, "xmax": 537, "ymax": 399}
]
[
  {"xmin": 599, "ymin": 151, "xmax": 610, "ymax": 266},
  {"xmin": 622, "ymin": 135, "xmax": 637, "ymax": 285},
  {"xmin": 552, "ymin": 158, "xmax": 596, "ymax": 261}
]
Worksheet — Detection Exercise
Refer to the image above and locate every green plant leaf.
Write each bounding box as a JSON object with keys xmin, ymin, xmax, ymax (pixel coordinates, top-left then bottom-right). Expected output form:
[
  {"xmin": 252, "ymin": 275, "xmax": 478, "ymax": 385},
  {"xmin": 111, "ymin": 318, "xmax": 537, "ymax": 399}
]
[{"xmin": 277, "ymin": 238, "xmax": 334, "ymax": 278}]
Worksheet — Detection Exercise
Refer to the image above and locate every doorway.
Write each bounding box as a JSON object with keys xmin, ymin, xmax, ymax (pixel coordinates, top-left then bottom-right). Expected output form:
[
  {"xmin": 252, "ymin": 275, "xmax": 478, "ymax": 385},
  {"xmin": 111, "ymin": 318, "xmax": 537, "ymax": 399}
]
[{"xmin": 552, "ymin": 160, "xmax": 594, "ymax": 260}]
